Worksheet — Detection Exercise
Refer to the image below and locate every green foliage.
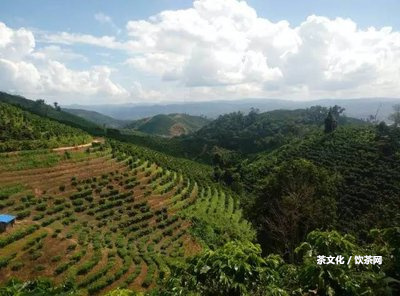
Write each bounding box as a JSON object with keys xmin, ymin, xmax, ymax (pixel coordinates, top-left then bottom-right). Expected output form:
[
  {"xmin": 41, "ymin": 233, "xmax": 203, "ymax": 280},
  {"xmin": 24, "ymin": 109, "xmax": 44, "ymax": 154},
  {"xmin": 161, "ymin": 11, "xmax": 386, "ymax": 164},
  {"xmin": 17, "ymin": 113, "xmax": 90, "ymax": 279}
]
[
  {"xmin": 253, "ymin": 159, "xmax": 338, "ymax": 259},
  {"xmin": 0, "ymin": 91, "xmax": 104, "ymax": 135},
  {"xmin": 324, "ymin": 110, "xmax": 337, "ymax": 133},
  {"xmin": 0, "ymin": 184, "xmax": 25, "ymax": 200},
  {"xmin": 171, "ymin": 106, "xmax": 361, "ymax": 161},
  {"xmin": 104, "ymin": 288, "xmax": 138, "ymax": 296},
  {"xmin": 165, "ymin": 241, "xmax": 284, "ymax": 296},
  {"xmin": 0, "ymin": 102, "xmax": 92, "ymax": 152},
  {"xmin": 0, "ymin": 225, "xmax": 39, "ymax": 248},
  {"xmin": 0, "ymin": 253, "xmax": 16, "ymax": 269},
  {"xmin": 243, "ymin": 125, "xmax": 400, "ymax": 239},
  {"xmin": 184, "ymin": 188, "xmax": 255, "ymax": 248},
  {"xmin": 165, "ymin": 230, "xmax": 399, "ymax": 296},
  {"xmin": 294, "ymin": 230, "xmax": 395, "ymax": 296},
  {"xmin": 370, "ymin": 227, "xmax": 400, "ymax": 283},
  {"xmin": 0, "ymin": 150, "xmax": 61, "ymax": 171},
  {"xmin": 0, "ymin": 278, "xmax": 77, "ymax": 295},
  {"xmin": 108, "ymin": 140, "xmax": 213, "ymax": 183}
]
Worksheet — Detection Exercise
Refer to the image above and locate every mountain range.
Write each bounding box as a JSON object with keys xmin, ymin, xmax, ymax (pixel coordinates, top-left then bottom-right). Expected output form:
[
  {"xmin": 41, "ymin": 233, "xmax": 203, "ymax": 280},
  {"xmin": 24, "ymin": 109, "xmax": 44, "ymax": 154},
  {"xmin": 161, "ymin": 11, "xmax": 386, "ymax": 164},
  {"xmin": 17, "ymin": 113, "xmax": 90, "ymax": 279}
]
[{"xmin": 64, "ymin": 97, "xmax": 400, "ymax": 122}]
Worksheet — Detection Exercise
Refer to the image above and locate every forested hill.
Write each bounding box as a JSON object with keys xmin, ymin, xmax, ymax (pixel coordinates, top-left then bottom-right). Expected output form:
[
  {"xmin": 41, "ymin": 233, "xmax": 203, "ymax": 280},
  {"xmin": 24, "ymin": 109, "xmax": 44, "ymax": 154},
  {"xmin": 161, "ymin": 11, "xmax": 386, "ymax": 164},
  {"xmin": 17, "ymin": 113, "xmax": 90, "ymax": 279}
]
[
  {"xmin": 63, "ymin": 108, "xmax": 129, "ymax": 129},
  {"xmin": 0, "ymin": 102, "xmax": 92, "ymax": 151},
  {"xmin": 0, "ymin": 92, "xmax": 103, "ymax": 135},
  {"xmin": 158, "ymin": 106, "xmax": 366, "ymax": 162},
  {"xmin": 124, "ymin": 113, "xmax": 210, "ymax": 137},
  {"xmin": 237, "ymin": 124, "xmax": 400, "ymax": 254}
]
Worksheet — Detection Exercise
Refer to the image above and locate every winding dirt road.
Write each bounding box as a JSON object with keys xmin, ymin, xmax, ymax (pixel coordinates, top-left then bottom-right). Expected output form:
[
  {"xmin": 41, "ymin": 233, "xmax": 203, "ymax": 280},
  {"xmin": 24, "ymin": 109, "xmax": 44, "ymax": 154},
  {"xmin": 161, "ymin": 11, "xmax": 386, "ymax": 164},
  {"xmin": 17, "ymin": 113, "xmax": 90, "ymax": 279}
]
[{"xmin": 52, "ymin": 138, "xmax": 104, "ymax": 152}]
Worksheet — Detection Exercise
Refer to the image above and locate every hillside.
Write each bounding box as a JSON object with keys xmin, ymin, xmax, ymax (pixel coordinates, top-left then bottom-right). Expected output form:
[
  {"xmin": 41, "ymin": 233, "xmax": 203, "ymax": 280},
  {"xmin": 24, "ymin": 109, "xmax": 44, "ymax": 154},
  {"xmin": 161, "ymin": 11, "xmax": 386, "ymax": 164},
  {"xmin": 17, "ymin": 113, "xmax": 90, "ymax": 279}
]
[
  {"xmin": 0, "ymin": 102, "xmax": 92, "ymax": 152},
  {"xmin": 0, "ymin": 92, "xmax": 103, "ymax": 135},
  {"xmin": 64, "ymin": 108, "xmax": 129, "ymax": 129},
  {"xmin": 0, "ymin": 140, "xmax": 252, "ymax": 294},
  {"xmin": 238, "ymin": 124, "xmax": 400, "ymax": 253},
  {"xmin": 138, "ymin": 107, "xmax": 366, "ymax": 163},
  {"xmin": 0, "ymin": 93, "xmax": 398, "ymax": 295},
  {"xmin": 124, "ymin": 114, "xmax": 210, "ymax": 137}
]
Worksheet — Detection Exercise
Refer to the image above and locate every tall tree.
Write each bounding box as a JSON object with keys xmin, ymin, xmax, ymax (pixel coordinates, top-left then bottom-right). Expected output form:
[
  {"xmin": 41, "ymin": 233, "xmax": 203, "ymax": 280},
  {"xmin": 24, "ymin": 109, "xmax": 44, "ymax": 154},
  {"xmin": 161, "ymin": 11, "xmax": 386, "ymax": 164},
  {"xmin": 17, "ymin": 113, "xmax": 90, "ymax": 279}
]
[
  {"xmin": 324, "ymin": 109, "xmax": 337, "ymax": 133},
  {"xmin": 253, "ymin": 159, "xmax": 338, "ymax": 261},
  {"xmin": 53, "ymin": 102, "xmax": 61, "ymax": 111}
]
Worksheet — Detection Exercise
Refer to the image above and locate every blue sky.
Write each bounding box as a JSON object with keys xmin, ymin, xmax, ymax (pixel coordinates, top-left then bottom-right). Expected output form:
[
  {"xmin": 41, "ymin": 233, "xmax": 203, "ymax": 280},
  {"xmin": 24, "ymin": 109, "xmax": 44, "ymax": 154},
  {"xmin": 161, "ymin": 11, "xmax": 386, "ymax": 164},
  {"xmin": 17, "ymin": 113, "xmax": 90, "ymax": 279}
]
[
  {"xmin": 0, "ymin": 0, "xmax": 399, "ymax": 104},
  {"xmin": 2, "ymin": 0, "xmax": 399, "ymax": 31}
]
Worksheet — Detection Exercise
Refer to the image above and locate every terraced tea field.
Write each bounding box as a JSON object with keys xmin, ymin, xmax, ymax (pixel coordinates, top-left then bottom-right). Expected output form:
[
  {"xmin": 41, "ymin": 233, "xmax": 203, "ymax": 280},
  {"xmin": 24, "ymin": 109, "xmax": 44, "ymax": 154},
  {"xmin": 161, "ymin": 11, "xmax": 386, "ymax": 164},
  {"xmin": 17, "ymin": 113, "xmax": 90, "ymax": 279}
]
[{"xmin": 0, "ymin": 143, "xmax": 250, "ymax": 294}]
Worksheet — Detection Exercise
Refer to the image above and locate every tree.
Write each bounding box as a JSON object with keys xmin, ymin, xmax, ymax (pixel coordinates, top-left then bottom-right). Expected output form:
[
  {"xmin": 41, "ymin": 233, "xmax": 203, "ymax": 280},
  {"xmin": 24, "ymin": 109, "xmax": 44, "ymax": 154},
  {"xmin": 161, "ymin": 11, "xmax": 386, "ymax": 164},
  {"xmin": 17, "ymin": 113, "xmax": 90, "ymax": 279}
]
[
  {"xmin": 388, "ymin": 104, "xmax": 400, "ymax": 127},
  {"xmin": 305, "ymin": 105, "xmax": 329, "ymax": 125},
  {"xmin": 331, "ymin": 105, "xmax": 345, "ymax": 118},
  {"xmin": 254, "ymin": 159, "xmax": 338, "ymax": 262},
  {"xmin": 54, "ymin": 102, "xmax": 61, "ymax": 111},
  {"xmin": 324, "ymin": 109, "xmax": 337, "ymax": 133}
]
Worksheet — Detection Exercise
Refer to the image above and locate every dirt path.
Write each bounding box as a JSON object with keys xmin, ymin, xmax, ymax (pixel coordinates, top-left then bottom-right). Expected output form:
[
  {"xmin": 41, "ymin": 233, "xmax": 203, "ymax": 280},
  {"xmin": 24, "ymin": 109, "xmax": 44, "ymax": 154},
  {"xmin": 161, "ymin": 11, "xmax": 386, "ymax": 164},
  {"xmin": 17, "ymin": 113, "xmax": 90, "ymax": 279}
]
[{"xmin": 52, "ymin": 138, "xmax": 104, "ymax": 152}]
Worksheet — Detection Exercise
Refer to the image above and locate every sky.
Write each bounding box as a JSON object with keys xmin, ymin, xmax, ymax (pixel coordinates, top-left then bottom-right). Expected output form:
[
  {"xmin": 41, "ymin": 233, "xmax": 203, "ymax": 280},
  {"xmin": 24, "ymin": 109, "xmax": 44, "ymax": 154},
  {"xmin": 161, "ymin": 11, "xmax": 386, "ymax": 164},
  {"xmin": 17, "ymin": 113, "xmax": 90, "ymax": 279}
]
[{"xmin": 0, "ymin": 0, "xmax": 399, "ymax": 105}]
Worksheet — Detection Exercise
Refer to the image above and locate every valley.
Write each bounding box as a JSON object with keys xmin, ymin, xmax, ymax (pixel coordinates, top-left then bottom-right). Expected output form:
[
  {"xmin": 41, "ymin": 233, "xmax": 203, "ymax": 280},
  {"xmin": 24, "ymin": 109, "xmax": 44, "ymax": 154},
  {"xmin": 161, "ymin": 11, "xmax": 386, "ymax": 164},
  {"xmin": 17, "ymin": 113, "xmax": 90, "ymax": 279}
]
[
  {"xmin": 0, "ymin": 94, "xmax": 399, "ymax": 295},
  {"xmin": 1, "ymin": 1, "xmax": 400, "ymax": 294}
]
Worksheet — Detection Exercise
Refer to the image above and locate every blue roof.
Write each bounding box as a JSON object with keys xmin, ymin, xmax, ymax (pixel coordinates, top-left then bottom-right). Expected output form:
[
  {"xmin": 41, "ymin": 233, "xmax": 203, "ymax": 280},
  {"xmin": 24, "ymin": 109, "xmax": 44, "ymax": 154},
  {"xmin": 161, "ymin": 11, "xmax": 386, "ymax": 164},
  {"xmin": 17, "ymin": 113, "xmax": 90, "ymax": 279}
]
[{"xmin": 0, "ymin": 214, "xmax": 16, "ymax": 223}]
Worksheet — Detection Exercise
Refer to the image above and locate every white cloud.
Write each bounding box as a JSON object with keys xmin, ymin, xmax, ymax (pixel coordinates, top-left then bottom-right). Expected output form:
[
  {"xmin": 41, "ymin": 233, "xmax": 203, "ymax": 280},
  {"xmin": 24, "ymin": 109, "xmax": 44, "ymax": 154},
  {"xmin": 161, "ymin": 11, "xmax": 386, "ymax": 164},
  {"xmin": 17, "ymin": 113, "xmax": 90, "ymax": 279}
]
[
  {"xmin": 31, "ymin": 45, "xmax": 88, "ymax": 62},
  {"xmin": 129, "ymin": 81, "xmax": 163, "ymax": 101},
  {"xmin": 2, "ymin": 0, "xmax": 400, "ymax": 103},
  {"xmin": 0, "ymin": 22, "xmax": 35, "ymax": 60},
  {"xmin": 40, "ymin": 62, "xmax": 128, "ymax": 97},
  {"xmin": 40, "ymin": 31, "xmax": 124, "ymax": 49},
  {"xmin": 0, "ymin": 22, "xmax": 129, "ymax": 103},
  {"xmin": 122, "ymin": 0, "xmax": 400, "ymax": 99},
  {"xmin": 0, "ymin": 58, "xmax": 40, "ymax": 91}
]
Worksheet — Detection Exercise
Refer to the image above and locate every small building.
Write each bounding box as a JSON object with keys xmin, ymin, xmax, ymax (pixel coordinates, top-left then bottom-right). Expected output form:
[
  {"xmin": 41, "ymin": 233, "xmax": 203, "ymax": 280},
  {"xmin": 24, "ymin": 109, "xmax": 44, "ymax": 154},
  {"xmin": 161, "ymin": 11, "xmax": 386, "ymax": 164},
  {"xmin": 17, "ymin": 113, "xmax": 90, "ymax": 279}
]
[{"xmin": 0, "ymin": 214, "xmax": 16, "ymax": 232}]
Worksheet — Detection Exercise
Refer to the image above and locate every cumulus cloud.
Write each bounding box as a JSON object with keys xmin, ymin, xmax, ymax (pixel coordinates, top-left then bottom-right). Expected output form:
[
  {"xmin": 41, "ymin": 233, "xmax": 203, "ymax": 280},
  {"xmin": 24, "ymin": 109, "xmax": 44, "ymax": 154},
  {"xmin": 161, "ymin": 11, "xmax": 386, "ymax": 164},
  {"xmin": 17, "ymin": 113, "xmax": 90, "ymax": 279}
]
[
  {"xmin": 0, "ymin": 22, "xmax": 129, "ymax": 103},
  {"xmin": 0, "ymin": 58, "xmax": 40, "ymax": 91},
  {"xmin": 122, "ymin": 0, "xmax": 400, "ymax": 99},
  {"xmin": 1, "ymin": 0, "xmax": 400, "ymax": 103},
  {"xmin": 0, "ymin": 22, "xmax": 35, "ymax": 60}
]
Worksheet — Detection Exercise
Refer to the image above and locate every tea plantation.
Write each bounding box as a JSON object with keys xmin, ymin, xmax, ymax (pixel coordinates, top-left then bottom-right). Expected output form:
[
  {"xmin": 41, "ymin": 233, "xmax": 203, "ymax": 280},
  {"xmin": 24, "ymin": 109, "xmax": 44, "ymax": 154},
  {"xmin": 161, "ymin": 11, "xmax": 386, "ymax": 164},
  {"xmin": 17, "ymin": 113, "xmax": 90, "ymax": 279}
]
[{"xmin": 0, "ymin": 143, "xmax": 251, "ymax": 294}]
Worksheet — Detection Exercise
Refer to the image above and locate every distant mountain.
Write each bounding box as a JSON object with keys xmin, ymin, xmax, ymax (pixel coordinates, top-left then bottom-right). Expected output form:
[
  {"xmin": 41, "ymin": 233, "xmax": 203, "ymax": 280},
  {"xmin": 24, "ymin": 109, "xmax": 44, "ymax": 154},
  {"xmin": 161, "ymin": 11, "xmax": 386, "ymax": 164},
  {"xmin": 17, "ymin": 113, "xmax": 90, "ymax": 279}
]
[
  {"xmin": 0, "ymin": 92, "xmax": 103, "ymax": 135},
  {"xmin": 124, "ymin": 113, "xmax": 210, "ymax": 137},
  {"xmin": 64, "ymin": 108, "xmax": 129, "ymax": 128},
  {"xmin": 64, "ymin": 97, "xmax": 400, "ymax": 122}
]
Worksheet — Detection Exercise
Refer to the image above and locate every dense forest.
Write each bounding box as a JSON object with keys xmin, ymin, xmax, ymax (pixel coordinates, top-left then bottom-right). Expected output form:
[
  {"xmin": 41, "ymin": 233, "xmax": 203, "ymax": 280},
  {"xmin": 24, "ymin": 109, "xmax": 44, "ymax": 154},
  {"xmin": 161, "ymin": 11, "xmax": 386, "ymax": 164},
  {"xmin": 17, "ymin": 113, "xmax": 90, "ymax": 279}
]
[{"xmin": 0, "ymin": 92, "xmax": 399, "ymax": 295}]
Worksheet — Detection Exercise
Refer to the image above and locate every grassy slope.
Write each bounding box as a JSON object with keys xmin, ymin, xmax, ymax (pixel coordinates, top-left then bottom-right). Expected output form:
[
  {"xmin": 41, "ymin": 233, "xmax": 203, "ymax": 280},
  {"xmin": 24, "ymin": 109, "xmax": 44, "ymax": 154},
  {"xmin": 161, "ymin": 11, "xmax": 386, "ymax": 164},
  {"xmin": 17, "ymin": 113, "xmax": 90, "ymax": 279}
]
[
  {"xmin": 0, "ymin": 102, "xmax": 92, "ymax": 152},
  {"xmin": 0, "ymin": 92, "xmax": 103, "ymax": 135}
]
